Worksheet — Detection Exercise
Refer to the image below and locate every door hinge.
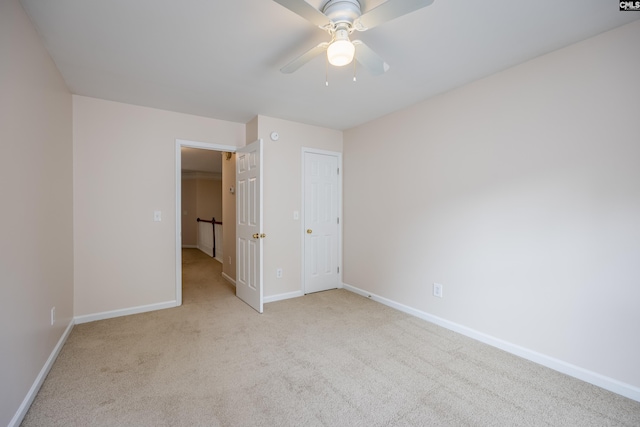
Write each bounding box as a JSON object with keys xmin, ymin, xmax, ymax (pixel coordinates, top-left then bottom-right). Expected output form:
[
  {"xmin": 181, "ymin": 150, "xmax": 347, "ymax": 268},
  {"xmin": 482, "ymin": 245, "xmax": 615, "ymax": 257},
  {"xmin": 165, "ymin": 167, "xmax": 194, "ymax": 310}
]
[
  {"xmin": 337, "ymin": 217, "xmax": 339, "ymax": 224},
  {"xmin": 337, "ymin": 167, "xmax": 340, "ymax": 175},
  {"xmin": 337, "ymin": 266, "xmax": 340, "ymax": 273}
]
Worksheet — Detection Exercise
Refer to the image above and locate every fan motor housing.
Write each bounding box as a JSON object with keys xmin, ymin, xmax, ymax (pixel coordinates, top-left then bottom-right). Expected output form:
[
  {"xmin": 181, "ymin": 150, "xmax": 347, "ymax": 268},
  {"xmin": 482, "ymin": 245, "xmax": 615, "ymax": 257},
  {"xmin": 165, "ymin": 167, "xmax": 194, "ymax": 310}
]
[{"xmin": 322, "ymin": 0, "xmax": 362, "ymax": 25}]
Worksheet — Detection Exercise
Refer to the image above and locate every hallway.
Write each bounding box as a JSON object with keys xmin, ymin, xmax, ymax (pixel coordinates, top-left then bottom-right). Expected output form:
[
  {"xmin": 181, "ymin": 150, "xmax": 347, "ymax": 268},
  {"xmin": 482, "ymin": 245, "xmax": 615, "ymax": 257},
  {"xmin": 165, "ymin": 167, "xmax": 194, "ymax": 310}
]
[{"xmin": 181, "ymin": 248, "xmax": 234, "ymax": 306}]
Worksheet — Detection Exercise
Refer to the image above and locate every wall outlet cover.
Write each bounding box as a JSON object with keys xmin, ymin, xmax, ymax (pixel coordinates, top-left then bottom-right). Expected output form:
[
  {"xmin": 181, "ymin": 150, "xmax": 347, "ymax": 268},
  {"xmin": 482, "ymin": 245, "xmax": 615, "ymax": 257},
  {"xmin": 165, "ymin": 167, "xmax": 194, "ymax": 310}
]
[{"xmin": 433, "ymin": 283, "xmax": 443, "ymax": 298}]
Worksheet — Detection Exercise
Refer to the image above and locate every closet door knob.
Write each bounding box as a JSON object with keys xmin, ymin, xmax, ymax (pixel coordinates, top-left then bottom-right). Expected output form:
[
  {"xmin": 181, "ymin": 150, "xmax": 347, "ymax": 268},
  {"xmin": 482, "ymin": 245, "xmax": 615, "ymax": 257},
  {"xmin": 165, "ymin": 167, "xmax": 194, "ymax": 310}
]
[
  {"xmin": 253, "ymin": 233, "xmax": 259, "ymax": 239},
  {"xmin": 306, "ymin": 229, "xmax": 312, "ymax": 234}
]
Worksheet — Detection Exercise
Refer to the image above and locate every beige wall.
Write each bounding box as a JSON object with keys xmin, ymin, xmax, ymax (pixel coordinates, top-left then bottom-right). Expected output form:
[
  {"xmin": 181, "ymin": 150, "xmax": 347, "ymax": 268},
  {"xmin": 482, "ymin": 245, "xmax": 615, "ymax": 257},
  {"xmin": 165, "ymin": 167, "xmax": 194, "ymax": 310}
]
[
  {"xmin": 73, "ymin": 96, "xmax": 245, "ymax": 316},
  {"xmin": 180, "ymin": 178, "xmax": 198, "ymax": 246},
  {"xmin": 343, "ymin": 21, "xmax": 640, "ymax": 390},
  {"xmin": 195, "ymin": 178, "xmax": 223, "ymax": 221},
  {"xmin": 222, "ymin": 153, "xmax": 237, "ymax": 280},
  {"xmin": 0, "ymin": 0, "xmax": 74, "ymax": 424},
  {"xmin": 253, "ymin": 115, "xmax": 343, "ymax": 298},
  {"xmin": 246, "ymin": 116, "xmax": 258, "ymax": 143}
]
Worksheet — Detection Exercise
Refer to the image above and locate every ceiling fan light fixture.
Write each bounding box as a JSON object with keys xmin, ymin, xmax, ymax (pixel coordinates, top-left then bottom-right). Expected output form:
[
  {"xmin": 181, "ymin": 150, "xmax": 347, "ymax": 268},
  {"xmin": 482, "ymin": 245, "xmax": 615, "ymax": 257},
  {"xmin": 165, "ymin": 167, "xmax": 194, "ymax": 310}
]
[
  {"xmin": 327, "ymin": 39, "xmax": 355, "ymax": 66},
  {"xmin": 327, "ymin": 28, "xmax": 354, "ymax": 67}
]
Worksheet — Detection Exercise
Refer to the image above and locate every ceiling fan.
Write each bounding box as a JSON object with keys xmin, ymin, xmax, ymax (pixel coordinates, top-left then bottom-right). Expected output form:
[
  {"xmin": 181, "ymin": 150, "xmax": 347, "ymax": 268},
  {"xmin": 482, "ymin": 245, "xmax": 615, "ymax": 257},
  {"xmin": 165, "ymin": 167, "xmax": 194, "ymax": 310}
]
[{"xmin": 273, "ymin": 0, "xmax": 435, "ymax": 75}]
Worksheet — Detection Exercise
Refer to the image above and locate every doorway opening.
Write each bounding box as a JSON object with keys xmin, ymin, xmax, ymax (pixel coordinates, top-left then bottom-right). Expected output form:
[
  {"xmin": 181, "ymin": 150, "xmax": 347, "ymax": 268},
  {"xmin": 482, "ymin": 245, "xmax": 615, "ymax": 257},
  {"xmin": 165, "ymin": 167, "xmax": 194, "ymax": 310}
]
[{"xmin": 175, "ymin": 139, "xmax": 237, "ymax": 306}]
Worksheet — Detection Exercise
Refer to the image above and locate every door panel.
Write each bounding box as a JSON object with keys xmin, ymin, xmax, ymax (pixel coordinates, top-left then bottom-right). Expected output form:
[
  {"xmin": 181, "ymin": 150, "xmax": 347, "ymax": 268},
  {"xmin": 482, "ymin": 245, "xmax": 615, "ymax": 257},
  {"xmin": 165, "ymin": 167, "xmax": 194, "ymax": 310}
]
[
  {"xmin": 236, "ymin": 140, "xmax": 263, "ymax": 313},
  {"xmin": 304, "ymin": 152, "xmax": 339, "ymax": 294}
]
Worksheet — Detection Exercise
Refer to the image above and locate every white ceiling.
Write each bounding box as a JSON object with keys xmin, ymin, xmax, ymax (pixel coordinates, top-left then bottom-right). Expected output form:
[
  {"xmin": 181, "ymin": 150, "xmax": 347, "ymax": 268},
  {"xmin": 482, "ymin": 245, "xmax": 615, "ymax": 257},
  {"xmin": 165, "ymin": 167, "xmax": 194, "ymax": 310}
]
[{"xmin": 21, "ymin": 0, "xmax": 638, "ymax": 130}]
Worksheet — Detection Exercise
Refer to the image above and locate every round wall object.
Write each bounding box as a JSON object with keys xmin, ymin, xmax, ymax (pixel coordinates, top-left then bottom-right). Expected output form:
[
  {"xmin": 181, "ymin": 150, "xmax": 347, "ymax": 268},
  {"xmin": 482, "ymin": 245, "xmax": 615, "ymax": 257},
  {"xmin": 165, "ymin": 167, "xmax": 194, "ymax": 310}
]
[{"xmin": 270, "ymin": 131, "xmax": 279, "ymax": 141}]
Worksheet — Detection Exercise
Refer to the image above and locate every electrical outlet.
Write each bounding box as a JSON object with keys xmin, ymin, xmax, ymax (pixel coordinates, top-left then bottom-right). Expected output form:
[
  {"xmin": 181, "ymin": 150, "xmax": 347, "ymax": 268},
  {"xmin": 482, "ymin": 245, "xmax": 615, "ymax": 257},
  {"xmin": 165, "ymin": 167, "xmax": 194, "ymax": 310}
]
[
  {"xmin": 276, "ymin": 268, "xmax": 283, "ymax": 279},
  {"xmin": 51, "ymin": 307, "xmax": 55, "ymax": 325},
  {"xmin": 433, "ymin": 283, "xmax": 443, "ymax": 298}
]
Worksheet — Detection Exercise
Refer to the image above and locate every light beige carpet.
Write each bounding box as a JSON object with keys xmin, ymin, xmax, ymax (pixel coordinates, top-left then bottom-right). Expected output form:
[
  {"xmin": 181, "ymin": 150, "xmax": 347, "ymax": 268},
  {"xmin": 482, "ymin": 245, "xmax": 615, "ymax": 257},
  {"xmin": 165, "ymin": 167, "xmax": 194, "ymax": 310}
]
[{"xmin": 22, "ymin": 249, "xmax": 640, "ymax": 426}]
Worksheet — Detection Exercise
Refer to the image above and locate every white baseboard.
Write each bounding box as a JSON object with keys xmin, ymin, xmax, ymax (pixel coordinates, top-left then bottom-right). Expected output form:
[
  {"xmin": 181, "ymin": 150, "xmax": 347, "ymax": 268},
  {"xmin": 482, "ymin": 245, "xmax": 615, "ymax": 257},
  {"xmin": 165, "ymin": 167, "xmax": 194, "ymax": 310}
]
[
  {"xmin": 197, "ymin": 244, "xmax": 213, "ymax": 258},
  {"xmin": 221, "ymin": 272, "xmax": 236, "ymax": 287},
  {"xmin": 74, "ymin": 300, "xmax": 178, "ymax": 324},
  {"xmin": 9, "ymin": 319, "xmax": 74, "ymax": 427},
  {"xmin": 264, "ymin": 290, "xmax": 304, "ymax": 304},
  {"xmin": 342, "ymin": 282, "xmax": 640, "ymax": 403},
  {"xmin": 181, "ymin": 244, "xmax": 197, "ymax": 249}
]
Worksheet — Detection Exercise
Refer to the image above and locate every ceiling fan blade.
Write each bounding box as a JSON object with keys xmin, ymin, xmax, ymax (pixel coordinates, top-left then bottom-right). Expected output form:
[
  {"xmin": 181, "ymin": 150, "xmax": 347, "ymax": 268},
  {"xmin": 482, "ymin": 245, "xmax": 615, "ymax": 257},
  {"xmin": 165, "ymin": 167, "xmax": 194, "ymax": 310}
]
[
  {"xmin": 355, "ymin": 0, "xmax": 434, "ymax": 31},
  {"xmin": 353, "ymin": 41, "xmax": 390, "ymax": 76},
  {"xmin": 272, "ymin": 0, "xmax": 330, "ymax": 28},
  {"xmin": 280, "ymin": 42, "xmax": 330, "ymax": 74}
]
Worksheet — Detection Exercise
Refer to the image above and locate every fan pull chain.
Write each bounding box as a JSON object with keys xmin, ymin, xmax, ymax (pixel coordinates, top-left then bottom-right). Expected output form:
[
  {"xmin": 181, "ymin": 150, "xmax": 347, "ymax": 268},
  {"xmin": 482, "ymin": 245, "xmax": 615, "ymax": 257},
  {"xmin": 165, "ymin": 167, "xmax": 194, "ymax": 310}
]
[
  {"xmin": 353, "ymin": 58, "xmax": 357, "ymax": 82},
  {"xmin": 325, "ymin": 56, "xmax": 329, "ymax": 87}
]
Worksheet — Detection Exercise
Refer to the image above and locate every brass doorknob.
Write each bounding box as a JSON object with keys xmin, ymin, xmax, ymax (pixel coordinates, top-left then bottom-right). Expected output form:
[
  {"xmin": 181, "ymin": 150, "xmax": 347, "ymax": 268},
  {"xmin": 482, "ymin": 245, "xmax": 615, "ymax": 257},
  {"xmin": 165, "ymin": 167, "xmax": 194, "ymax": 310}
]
[
  {"xmin": 260, "ymin": 233, "xmax": 266, "ymax": 238},
  {"xmin": 306, "ymin": 229, "xmax": 312, "ymax": 234},
  {"xmin": 253, "ymin": 233, "xmax": 259, "ymax": 239}
]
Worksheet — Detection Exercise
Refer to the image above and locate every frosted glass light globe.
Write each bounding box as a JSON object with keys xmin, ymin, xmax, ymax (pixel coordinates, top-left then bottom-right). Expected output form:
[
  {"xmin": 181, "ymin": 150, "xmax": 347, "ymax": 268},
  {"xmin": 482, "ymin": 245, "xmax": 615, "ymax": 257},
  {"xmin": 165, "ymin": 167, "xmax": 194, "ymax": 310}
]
[{"xmin": 327, "ymin": 39, "xmax": 355, "ymax": 66}]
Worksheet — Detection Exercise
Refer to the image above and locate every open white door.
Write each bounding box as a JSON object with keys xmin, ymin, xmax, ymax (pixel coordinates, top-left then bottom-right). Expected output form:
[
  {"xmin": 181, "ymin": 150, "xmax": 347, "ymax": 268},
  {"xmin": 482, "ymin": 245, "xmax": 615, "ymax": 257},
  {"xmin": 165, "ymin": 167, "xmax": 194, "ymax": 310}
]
[{"xmin": 236, "ymin": 139, "xmax": 263, "ymax": 313}]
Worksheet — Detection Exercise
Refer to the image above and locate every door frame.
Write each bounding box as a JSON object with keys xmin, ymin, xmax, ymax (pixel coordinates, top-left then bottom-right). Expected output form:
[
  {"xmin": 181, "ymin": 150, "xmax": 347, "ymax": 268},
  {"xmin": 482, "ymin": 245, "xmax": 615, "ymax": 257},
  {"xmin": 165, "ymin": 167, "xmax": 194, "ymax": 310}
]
[
  {"xmin": 175, "ymin": 139, "xmax": 237, "ymax": 306},
  {"xmin": 300, "ymin": 147, "xmax": 343, "ymax": 294}
]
